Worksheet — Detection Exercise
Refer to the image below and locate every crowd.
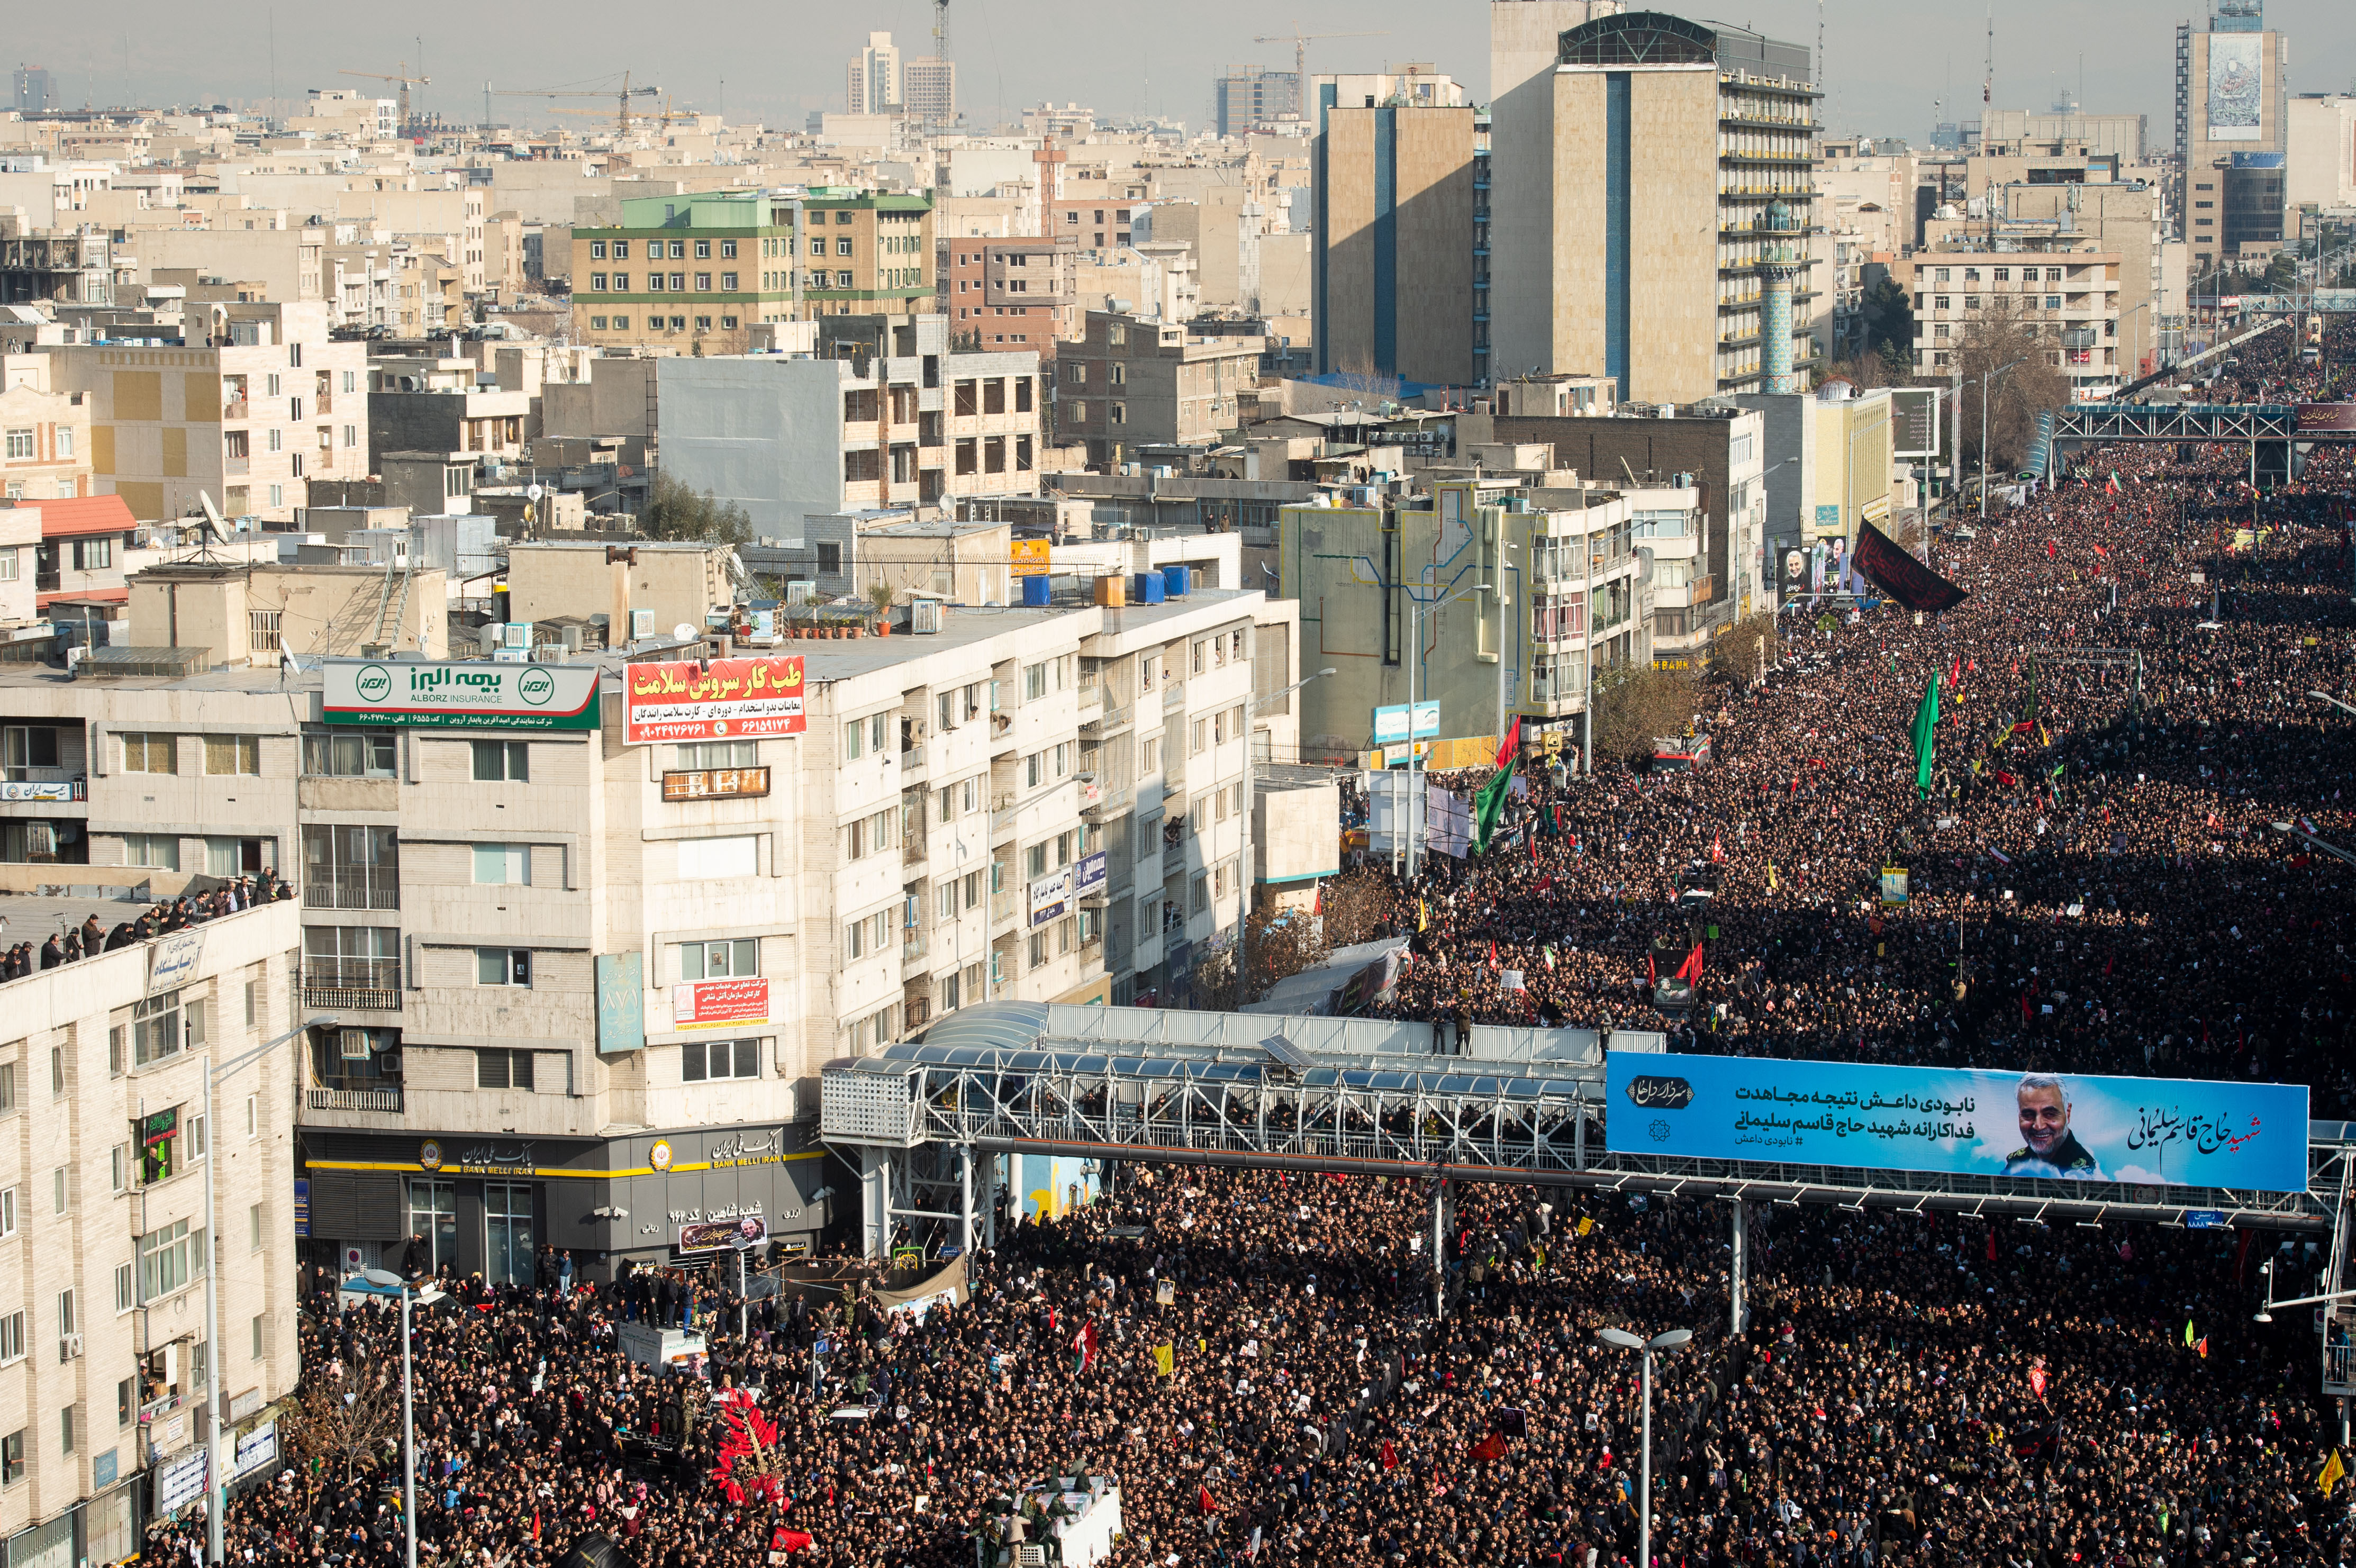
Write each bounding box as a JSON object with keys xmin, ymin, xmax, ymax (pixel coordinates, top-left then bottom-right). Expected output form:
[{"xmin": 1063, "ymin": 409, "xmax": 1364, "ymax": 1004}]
[
  {"xmin": 0, "ymin": 871, "xmax": 292, "ymax": 977},
  {"xmin": 157, "ymin": 325, "xmax": 2356, "ymax": 1568}
]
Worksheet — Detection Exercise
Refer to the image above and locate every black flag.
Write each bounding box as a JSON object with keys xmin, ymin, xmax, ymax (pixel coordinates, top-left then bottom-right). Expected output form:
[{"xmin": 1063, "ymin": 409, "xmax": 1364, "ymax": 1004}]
[{"xmin": 1853, "ymin": 520, "xmax": 1969, "ymax": 613}]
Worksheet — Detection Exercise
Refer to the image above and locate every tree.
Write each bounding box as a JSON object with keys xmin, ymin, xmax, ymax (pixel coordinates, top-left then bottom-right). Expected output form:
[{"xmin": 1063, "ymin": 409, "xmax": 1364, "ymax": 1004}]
[
  {"xmin": 1586, "ymin": 664, "xmax": 1697, "ymax": 772},
  {"xmin": 1707, "ymin": 613, "xmax": 1779, "ymax": 690},
  {"xmin": 1187, "ymin": 907, "xmax": 1331, "ymax": 1011},
  {"xmin": 1857, "ymin": 277, "xmax": 1916, "ymax": 365},
  {"xmin": 639, "ymin": 470, "xmax": 753, "ymax": 547},
  {"xmin": 283, "ymin": 1365, "xmax": 402, "ymax": 1487},
  {"xmin": 1329, "ymin": 352, "xmax": 1404, "ymax": 407},
  {"xmin": 1948, "ymin": 296, "xmax": 2072, "ymax": 477}
]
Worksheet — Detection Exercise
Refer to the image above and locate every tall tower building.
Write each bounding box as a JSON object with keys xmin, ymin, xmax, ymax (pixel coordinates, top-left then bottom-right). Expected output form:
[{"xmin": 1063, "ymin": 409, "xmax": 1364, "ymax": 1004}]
[
  {"xmin": 847, "ymin": 32, "xmax": 903, "ymax": 115},
  {"xmin": 904, "ymin": 58, "xmax": 956, "ymax": 126},
  {"xmin": 1213, "ymin": 68, "xmax": 1300, "ymax": 138},
  {"xmin": 2185, "ymin": 0, "xmax": 2289, "ymax": 273},
  {"xmin": 1500, "ymin": 10, "xmax": 1818, "ymax": 405},
  {"xmin": 1312, "ymin": 97, "xmax": 1479, "ymax": 386},
  {"xmin": 12, "ymin": 65, "xmax": 56, "ymax": 113}
]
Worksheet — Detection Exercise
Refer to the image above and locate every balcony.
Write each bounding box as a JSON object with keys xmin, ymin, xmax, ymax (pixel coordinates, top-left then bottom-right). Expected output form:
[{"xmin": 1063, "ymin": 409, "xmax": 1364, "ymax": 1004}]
[
  {"xmin": 303, "ymin": 867, "xmax": 400, "ymax": 911},
  {"xmin": 1163, "ymin": 841, "xmax": 1186, "ymax": 877},
  {"xmin": 302, "ymin": 962, "xmax": 401, "ymax": 1012},
  {"xmin": 902, "ymin": 929, "xmax": 927, "ymax": 966},
  {"xmin": 222, "ymin": 398, "xmax": 249, "ymax": 420},
  {"xmin": 903, "ymin": 832, "xmax": 928, "ymax": 868},
  {"xmin": 1081, "ymin": 784, "xmax": 1133, "ymax": 820},
  {"xmin": 223, "ymin": 454, "xmax": 250, "ymax": 477},
  {"xmin": 304, "ymin": 1086, "xmax": 403, "ymax": 1114},
  {"xmin": 1080, "ymin": 703, "xmax": 1133, "ymax": 738},
  {"xmin": 990, "ymin": 890, "xmax": 1018, "ymax": 926},
  {"xmin": 1161, "ymin": 682, "xmax": 1185, "ymax": 713}
]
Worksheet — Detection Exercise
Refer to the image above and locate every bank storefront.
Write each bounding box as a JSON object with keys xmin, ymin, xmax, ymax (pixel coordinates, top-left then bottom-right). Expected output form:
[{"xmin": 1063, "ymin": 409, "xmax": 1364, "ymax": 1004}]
[{"xmin": 300, "ymin": 1121, "xmax": 833, "ymax": 1283}]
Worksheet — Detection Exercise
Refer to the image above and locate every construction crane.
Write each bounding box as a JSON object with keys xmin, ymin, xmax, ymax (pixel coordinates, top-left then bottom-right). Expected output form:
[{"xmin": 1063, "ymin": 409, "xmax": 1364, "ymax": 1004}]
[
  {"xmin": 1250, "ymin": 25, "xmax": 1389, "ymax": 88},
  {"xmin": 497, "ymin": 72, "xmax": 660, "ymax": 138},
  {"xmin": 339, "ymin": 62, "xmax": 429, "ymax": 130}
]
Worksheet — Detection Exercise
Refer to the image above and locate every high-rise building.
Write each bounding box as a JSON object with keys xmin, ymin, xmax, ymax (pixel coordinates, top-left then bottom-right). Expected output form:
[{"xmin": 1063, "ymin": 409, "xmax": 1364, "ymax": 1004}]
[
  {"xmin": 2186, "ymin": 0, "xmax": 2289, "ymax": 273},
  {"xmin": 1311, "ymin": 99, "xmax": 1479, "ymax": 387},
  {"xmin": 1214, "ymin": 68, "xmax": 1299, "ymax": 138},
  {"xmin": 905, "ymin": 57, "xmax": 956, "ymax": 126},
  {"xmin": 1488, "ymin": 0, "xmax": 1623, "ymax": 385},
  {"xmin": 11, "ymin": 65, "xmax": 55, "ymax": 114},
  {"xmin": 848, "ymin": 31, "xmax": 903, "ymax": 115},
  {"xmin": 1497, "ymin": 9, "xmax": 1818, "ymax": 404}
]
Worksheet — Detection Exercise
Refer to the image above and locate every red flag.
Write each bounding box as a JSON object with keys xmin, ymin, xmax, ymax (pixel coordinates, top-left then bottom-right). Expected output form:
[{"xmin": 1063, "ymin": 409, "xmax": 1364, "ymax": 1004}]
[
  {"xmin": 2196, "ymin": 1336, "xmax": 2209, "ymax": 1359},
  {"xmin": 1674, "ymin": 943, "xmax": 1703, "ymax": 983},
  {"xmin": 774, "ymin": 1531, "xmax": 814, "ymax": 1555},
  {"xmin": 1379, "ymin": 1440, "xmax": 1399, "ymax": 1471},
  {"xmin": 1494, "ymin": 716, "xmax": 1523, "ymax": 770},
  {"xmin": 2028, "ymin": 1366, "xmax": 2048, "ymax": 1400},
  {"xmin": 1473, "ymin": 1431, "xmax": 1508, "ymax": 1462},
  {"xmin": 1072, "ymin": 1321, "xmax": 1098, "ymax": 1369},
  {"xmin": 1199, "ymin": 1485, "xmax": 1218, "ymax": 1515},
  {"xmin": 2046, "ymin": 540, "xmax": 2056, "ymax": 560},
  {"xmin": 1647, "ymin": 952, "xmax": 1657, "ymax": 986},
  {"xmin": 1985, "ymin": 1228, "xmax": 1998, "ymax": 1263},
  {"xmin": 1710, "ymin": 834, "xmax": 1724, "ymax": 863},
  {"xmin": 1488, "ymin": 940, "xmax": 1499, "ymax": 971}
]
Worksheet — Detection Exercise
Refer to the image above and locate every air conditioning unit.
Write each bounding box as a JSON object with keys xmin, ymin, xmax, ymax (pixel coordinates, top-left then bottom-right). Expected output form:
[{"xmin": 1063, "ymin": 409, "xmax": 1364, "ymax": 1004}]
[
  {"xmin": 377, "ymin": 1053, "xmax": 402, "ymax": 1075},
  {"xmin": 59, "ymin": 1334, "xmax": 82, "ymax": 1362},
  {"xmin": 340, "ymin": 1029, "xmax": 373, "ymax": 1061}
]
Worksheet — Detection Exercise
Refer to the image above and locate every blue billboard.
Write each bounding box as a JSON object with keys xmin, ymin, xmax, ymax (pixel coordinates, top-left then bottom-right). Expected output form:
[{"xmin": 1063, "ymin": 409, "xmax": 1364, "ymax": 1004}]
[{"xmin": 1606, "ymin": 1053, "xmax": 2310, "ymax": 1193}]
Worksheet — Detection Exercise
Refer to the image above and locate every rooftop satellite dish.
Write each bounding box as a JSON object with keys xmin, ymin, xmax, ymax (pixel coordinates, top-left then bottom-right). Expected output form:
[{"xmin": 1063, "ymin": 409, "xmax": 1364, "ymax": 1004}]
[
  {"xmin": 672, "ymin": 622, "xmax": 697, "ymax": 642},
  {"xmin": 196, "ymin": 491, "xmax": 234, "ymax": 546}
]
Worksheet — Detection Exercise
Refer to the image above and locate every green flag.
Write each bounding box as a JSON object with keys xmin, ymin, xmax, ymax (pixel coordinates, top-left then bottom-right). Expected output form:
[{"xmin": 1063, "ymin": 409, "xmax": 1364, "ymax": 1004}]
[
  {"xmin": 1910, "ymin": 673, "xmax": 1940, "ymax": 798},
  {"xmin": 1473, "ymin": 759, "xmax": 1517, "ymax": 854}
]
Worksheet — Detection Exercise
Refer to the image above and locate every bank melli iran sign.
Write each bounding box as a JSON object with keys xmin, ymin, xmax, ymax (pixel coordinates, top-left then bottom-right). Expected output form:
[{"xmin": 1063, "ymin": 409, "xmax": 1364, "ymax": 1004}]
[{"xmin": 324, "ymin": 659, "xmax": 601, "ymax": 730}]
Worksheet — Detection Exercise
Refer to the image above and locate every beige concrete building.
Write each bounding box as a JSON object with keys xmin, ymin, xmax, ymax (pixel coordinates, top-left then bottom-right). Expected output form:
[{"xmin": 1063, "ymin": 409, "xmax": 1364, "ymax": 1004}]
[
  {"xmin": 126, "ymin": 558, "xmax": 450, "ymax": 668},
  {"xmin": 0, "ymin": 356, "xmax": 93, "ymax": 504},
  {"xmin": 1898, "ymin": 240, "xmax": 2129, "ymax": 397},
  {"xmin": 503, "ymin": 542, "xmax": 732, "ymax": 644},
  {"xmin": 1312, "ymin": 103, "xmax": 1478, "ymax": 387},
  {"xmin": 42, "ymin": 301, "xmax": 369, "ymax": 524},
  {"xmin": 1059, "ymin": 312, "xmax": 1262, "ymax": 469},
  {"xmin": 0, "ymin": 893, "xmax": 304, "ymax": 1560},
  {"xmin": 1496, "ymin": 10, "xmax": 1819, "ymax": 403}
]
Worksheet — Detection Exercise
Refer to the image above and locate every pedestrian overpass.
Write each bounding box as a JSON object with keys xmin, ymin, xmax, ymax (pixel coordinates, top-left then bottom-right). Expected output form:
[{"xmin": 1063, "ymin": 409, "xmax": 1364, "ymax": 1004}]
[{"xmin": 821, "ymin": 1002, "xmax": 2356, "ymax": 1334}]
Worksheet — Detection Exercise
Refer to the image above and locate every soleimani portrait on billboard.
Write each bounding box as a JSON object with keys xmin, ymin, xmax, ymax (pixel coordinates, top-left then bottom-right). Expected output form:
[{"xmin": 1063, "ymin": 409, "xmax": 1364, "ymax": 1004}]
[{"xmin": 1607, "ymin": 1053, "xmax": 2309, "ymax": 1193}]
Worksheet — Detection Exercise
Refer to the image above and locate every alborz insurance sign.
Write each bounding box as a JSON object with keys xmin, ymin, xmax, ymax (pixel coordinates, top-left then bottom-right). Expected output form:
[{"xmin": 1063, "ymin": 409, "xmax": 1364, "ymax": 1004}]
[{"xmin": 323, "ymin": 658, "xmax": 602, "ymax": 731}]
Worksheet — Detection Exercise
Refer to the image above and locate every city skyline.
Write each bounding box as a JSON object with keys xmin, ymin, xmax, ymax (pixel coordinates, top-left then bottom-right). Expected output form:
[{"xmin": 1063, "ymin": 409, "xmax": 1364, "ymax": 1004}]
[{"xmin": 11, "ymin": 0, "xmax": 2355, "ymax": 143}]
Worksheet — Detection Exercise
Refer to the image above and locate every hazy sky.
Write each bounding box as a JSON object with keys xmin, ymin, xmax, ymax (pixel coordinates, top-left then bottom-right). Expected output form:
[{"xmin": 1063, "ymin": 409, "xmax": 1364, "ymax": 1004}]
[{"xmin": 17, "ymin": 0, "xmax": 2356, "ymax": 146}]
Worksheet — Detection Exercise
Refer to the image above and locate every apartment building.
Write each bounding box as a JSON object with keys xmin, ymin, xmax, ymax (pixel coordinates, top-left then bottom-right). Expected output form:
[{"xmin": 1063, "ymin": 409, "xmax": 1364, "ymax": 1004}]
[
  {"xmin": 1312, "ymin": 101, "xmax": 1478, "ymax": 387},
  {"xmin": 658, "ymin": 314, "xmax": 1045, "ymax": 529},
  {"xmin": 1501, "ymin": 9, "xmax": 1820, "ymax": 402},
  {"xmin": 945, "ymin": 236, "xmax": 1079, "ymax": 356},
  {"xmin": 1059, "ymin": 312, "xmax": 1262, "ymax": 469},
  {"xmin": 1896, "ymin": 242, "xmax": 2128, "ymax": 397},
  {"xmin": 0, "ymin": 355, "xmax": 93, "ymax": 503},
  {"xmin": 41, "ymin": 300, "xmax": 369, "ymax": 524},
  {"xmin": 0, "ymin": 222, "xmax": 113, "ymax": 309},
  {"xmin": 0, "ymin": 893, "xmax": 304, "ymax": 1563},
  {"xmin": 1280, "ymin": 476, "xmax": 1655, "ymax": 767},
  {"xmin": 570, "ymin": 191, "xmax": 936, "ymax": 356}
]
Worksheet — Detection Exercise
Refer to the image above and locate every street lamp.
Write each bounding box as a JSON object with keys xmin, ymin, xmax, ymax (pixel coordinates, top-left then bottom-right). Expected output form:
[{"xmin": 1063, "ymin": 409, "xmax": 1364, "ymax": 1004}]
[
  {"xmin": 361, "ymin": 1268, "xmax": 421, "ymax": 1568},
  {"xmin": 1238, "ymin": 666, "xmax": 1339, "ymax": 1004},
  {"xmin": 202, "ymin": 1014, "xmax": 334, "ymax": 1565},
  {"xmin": 1979, "ymin": 357, "xmax": 2028, "ymax": 516},
  {"xmin": 1596, "ymin": 1327, "xmax": 1692, "ymax": 1568},
  {"xmin": 2269, "ymin": 819, "xmax": 2356, "ymax": 871}
]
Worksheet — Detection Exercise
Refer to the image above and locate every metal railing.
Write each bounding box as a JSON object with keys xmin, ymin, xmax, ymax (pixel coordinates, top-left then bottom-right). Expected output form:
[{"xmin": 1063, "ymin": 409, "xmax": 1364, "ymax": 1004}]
[
  {"xmin": 303, "ymin": 867, "xmax": 400, "ymax": 911},
  {"xmin": 1161, "ymin": 682, "xmax": 1185, "ymax": 712},
  {"xmin": 304, "ymin": 1087, "xmax": 403, "ymax": 1113},
  {"xmin": 301, "ymin": 962, "xmax": 401, "ymax": 1012},
  {"xmin": 1081, "ymin": 703, "xmax": 1133, "ymax": 735}
]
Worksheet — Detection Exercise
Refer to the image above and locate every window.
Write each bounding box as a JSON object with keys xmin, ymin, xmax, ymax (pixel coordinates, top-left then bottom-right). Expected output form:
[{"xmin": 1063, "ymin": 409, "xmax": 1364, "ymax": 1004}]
[
  {"xmin": 110, "ymin": 1145, "xmax": 124, "ymax": 1192},
  {"xmin": 121, "ymin": 733, "xmax": 176, "ymax": 773},
  {"xmin": 245, "ymin": 1092, "xmax": 257, "ymax": 1137},
  {"xmin": 676, "ymin": 740, "xmax": 757, "ymax": 768},
  {"xmin": 124, "ymin": 833, "xmax": 179, "ymax": 871},
  {"xmin": 1028, "ymin": 931, "xmax": 1047, "ymax": 968},
  {"xmin": 837, "ymin": 238, "xmax": 854, "ymax": 257},
  {"xmin": 203, "ymin": 735, "xmax": 260, "ymax": 775},
  {"xmin": 677, "ymin": 938, "xmax": 757, "ymax": 981},
  {"xmin": 251, "ymin": 1315, "xmax": 265, "ymax": 1361},
  {"xmin": 1192, "ymin": 718, "xmax": 1209, "ymax": 755},
  {"xmin": 721, "ymin": 239, "xmax": 737, "ymax": 258},
  {"xmin": 721, "ymin": 272, "xmax": 738, "ymax": 290},
  {"xmin": 55, "ymin": 428, "xmax": 70, "ymax": 457},
  {"xmin": 470, "ymin": 739, "xmax": 529, "ymax": 782},
  {"xmin": 0, "ymin": 1315, "xmax": 19, "ymax": 1364},
  {"xmin": 0, "ymin": 1188, "xmax": 11, "ymax": 1236},
  {"xmin": 58, "ymin": 1288, "xmax": 74, "ymax": 1339},
  {"xmin": 138, "ymin": 1217, "xmax": 196, "ymax": 1301},
  {"xmin": 591, "ymin": 273, "xmax": 608, "ymax": 292},
  {"xmin": 590, "ymin": 316, "xmax": 608, "ymax": 331},
  {"xmin": 2, "ymin": 430, "xmax": 30, "ymax": 459},
  {"xmin": 472, "ymin": 844, "xmax": 530, "ymax": 885},
  {"xmin": 304, "ymin": 728, "xmax": 396, "ymax": 777},
  {"xmin": 114, "ymin": 1269, "xmax": 132, "ymax": 1317},
  {"xmin": 694, "ymin": 240, "xmax": 711, "ymax": 259},
  {"xmin": 682, "ymin": 1038, "xmax": 760, "ymax": 1082},
  {"xmin": 1026, "ymin": 752, "xmax": 1044, "ymax": 788},
  {"xmin": 52, "ymin": 1166, "xmax": 65, "ymax": 1212},
  {"xmin": 1026, "ymin": 842, "xmax": 1047, "ymax": 877},
  {"xmin": 477, "ymin": 948, "xmax": 532, "ymax": 986},
  {"xmin": 475, "ymin": 1049, "xmax": 536, "ymax": 1091},
  {"xmin": 844, "ymin": 909, "xmax": 891, "ymax": 961},
  {"xmin": 695, "ymin": 273, "xmax": 711, "ymax": 291},
  {"xmin": 1024, "ymin": 661, "xmax": 1048, "ymax": 701},
  {"xmin": 1, "ymin": 1430, "xmax": 20, "ymax": 1484},
  {"xmin": 591, "ymin": 240, "xmax": 608, "ymax": 260}
]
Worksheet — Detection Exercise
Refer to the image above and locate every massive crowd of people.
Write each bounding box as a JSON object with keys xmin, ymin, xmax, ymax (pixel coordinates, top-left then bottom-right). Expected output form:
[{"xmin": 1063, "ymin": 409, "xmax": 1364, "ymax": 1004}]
[{"xmin": 166, "ymin": 323, "xmax": 2356, "ymax": 1568}]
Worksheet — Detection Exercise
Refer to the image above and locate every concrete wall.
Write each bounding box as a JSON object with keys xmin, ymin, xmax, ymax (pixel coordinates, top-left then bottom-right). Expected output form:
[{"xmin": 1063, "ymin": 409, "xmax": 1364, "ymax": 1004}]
[{"xmin": 655, "ymin": 357, "xmax": 849, "ymax": 537}]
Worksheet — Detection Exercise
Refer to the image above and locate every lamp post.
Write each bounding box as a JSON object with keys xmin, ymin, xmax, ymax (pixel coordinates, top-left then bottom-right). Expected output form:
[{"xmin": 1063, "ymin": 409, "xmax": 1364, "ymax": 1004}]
[
  {"xmin": 1238, "ymin": 666, "xmax": 1338, "ymax": 1004},
  {"xmin": 202, "ymin": 1014, "xmax": 334, "ymax": 1565},
  {"xmin": 1596, "ymin": 1326, "xmax": 1693, "ymax": 1568},
  {"xmin": 1979, "ymin": 357, "xmax": 2027, "ymax": 516},
  {"xmin": 361, "ymin": 1268, "xmax": 421, "ymax": 1568}
]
